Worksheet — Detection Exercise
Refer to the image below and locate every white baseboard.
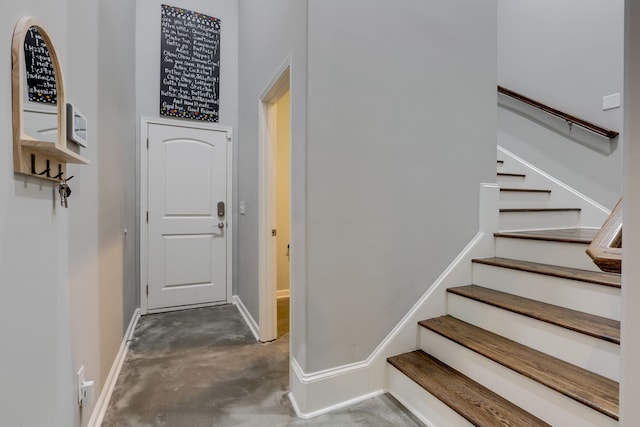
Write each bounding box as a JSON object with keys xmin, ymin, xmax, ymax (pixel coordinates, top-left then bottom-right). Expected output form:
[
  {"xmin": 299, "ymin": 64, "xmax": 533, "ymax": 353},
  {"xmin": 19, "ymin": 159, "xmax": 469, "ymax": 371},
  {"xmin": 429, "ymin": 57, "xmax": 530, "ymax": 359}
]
[
  {"xmin": 87, "ymin": 308, "xmax": 141, "ymax": 427},
  {"xmin": 288, "ymin": 222, "xmax": 495, "ymax": 416},
  {"xmin": 277, "ymin": 289, "xmax": 290, "ymax": 299},
  {"xmin": 288, "ymin": 359, "xmax": 384, "ymax": 419},
  {"xmin": 232, "ymin": 295, "xmax": 260, "ymax": 341},
  {"xmin": 289, "ymin": 389, "xmax": 384, "ymax": 420},
  {"xmin": 289, "ymin": 356, "xmax": 376, "ymax": 418}
]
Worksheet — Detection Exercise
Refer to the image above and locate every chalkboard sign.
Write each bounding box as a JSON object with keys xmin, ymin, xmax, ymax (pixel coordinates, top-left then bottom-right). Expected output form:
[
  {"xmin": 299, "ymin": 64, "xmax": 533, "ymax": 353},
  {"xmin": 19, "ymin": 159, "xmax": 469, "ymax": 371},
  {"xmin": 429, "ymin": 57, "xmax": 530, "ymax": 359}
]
[
  {"xmin": 24, "ymin": 26, "xmax": 57, "ymax": 105},
  {"xmin": 160, "ymin": 5, "xmax": 221, "ymax": 122}
]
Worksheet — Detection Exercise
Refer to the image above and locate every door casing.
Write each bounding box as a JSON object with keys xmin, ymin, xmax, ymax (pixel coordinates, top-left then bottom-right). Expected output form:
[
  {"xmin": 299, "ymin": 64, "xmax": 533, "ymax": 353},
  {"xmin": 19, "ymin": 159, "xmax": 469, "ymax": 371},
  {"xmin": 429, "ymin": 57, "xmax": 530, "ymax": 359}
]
[
  {"xmin": 259, "ymin": 58, "xmax": 292, "ymax": 342},
  {"xmin": 140, "ymin": 116, "xmax": 233, "ymax": 314}
]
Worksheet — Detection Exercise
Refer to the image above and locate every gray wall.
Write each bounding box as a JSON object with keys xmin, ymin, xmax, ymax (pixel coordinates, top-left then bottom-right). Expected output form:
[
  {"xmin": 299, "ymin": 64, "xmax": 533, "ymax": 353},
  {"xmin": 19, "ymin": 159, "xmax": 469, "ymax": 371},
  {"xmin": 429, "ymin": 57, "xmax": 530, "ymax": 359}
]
[
  {"xmin": 498, "ymin": 0, "xmax": 624, "ymax": 208},
  {"xmin": 0, "ymin": 6, "xmax": 72, "ymax": 425},
  {"xmin": 0, "ymin": 0, "xmax": 136, "ymax": 425},
  {"xmin": 237, "ymin": 0, "xmax": 309, "ymax": 364},
  {"xmin": 97, "ymin": 0, "xmax": 138, "ymax": 344},
  {"xmin": 622, "ymin": 1, "xmax": 640, "ymax": 424},
  {"xmin": 238, "ymin": 0, "xmax": 496, "ymax": 373},
  {"xmin": 304, "ymin": 0, "xmax": 496, "ymax": 372},
  {"xmin": 135, "ymin": 0, "xmax": 239, "ymax": 293}
]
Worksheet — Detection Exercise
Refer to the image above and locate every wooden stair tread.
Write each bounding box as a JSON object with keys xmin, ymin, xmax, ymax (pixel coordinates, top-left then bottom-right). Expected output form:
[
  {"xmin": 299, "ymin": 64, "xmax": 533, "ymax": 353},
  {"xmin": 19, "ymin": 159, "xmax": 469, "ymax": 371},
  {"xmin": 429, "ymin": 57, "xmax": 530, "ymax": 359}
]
[
  {"xmin": 472, "ymin": 257, "xmax": 621, "ymax": 288},
  {"xmin": 500, "ymin": 207, "xmax": 581, "ymax": 213},
  {"xmin": 448, "ymin": 285, "xmax": 620, "ymax": 344},
  {"xmin": 499, "ymin": 188, "xmax": 551, "ymax": 193},
  {"xmin": 419, "ymin": 316, "xmax": 619, "ymax": 420},
  {"xmin": 494, "ymin": 228, "xmax": 598, "ymax": 244},
  {"xmin": 497, "ymin": 172, "xmax": 525, "ymax": 178},
  {"xmin": 388, "ymin": 350, "xmax": 550, "ymax": 426}
]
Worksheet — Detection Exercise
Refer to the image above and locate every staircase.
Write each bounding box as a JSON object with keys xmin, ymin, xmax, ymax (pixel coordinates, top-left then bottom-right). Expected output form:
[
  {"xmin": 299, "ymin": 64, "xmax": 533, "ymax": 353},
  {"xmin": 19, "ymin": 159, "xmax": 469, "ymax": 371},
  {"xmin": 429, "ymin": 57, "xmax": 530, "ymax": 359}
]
[{"xmin": 387, "ymin": 158, "xmax": 620, "ymax": 426}]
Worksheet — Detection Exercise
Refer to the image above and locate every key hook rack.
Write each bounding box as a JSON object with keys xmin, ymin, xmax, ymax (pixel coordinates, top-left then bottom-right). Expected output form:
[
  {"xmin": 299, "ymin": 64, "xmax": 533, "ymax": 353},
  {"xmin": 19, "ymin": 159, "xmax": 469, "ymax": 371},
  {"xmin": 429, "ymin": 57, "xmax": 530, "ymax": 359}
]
[
  {"xmin": 30, "ymin": 154, "xmax": 75, "ymax": 180},
  {"xmin": 11, "ymin": 17, "xmax": 89, "ymax": 183}
]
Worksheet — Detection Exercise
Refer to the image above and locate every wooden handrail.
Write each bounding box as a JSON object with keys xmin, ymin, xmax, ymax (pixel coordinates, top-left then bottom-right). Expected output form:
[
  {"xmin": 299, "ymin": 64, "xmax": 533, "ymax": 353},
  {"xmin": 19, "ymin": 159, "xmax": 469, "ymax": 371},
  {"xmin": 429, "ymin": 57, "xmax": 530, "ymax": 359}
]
[
  {"xmin": 587, "ymin": 198, "xmax": 622, "ymax": 273},
  {"xmin": 498, "ymin": 86, "xmax": 619, "ymax": 139}
]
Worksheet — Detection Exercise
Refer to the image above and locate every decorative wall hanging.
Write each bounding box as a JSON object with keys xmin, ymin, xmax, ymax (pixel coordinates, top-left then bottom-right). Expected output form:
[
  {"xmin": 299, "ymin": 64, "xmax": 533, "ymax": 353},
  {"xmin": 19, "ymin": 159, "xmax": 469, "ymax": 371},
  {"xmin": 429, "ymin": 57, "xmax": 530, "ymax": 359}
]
[
  {"xmin": 159, "ymin": 4, "xmax": 221, "ymax": 122},
  {"xmin": 11, "ymin": 16, "xmax": 89, "ymax": 187}
]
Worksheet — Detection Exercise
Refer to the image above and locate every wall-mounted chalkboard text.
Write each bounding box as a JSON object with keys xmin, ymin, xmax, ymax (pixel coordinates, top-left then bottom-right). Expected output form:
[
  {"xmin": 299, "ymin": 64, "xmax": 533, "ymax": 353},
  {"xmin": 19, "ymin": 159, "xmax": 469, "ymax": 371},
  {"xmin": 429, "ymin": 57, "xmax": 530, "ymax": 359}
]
[
  {"xmin": 24, "ymin": 26, "xmax": 57, "ymax": 105},
  {"xmin": 160, "ymin": 5, "xmax": 221, "ymax": 122}
]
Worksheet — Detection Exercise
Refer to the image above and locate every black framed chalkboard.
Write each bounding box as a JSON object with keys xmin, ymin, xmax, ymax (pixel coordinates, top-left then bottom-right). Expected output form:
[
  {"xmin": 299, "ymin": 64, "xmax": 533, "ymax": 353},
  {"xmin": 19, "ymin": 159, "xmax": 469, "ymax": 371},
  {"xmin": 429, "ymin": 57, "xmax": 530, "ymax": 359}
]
[
  {"xmin": 24, "ymin": 26, "xmax": 57, "ymax": 105},
  {"xmin": 160, "ymin": 5, "xmax": 221, "ymax": 122}
]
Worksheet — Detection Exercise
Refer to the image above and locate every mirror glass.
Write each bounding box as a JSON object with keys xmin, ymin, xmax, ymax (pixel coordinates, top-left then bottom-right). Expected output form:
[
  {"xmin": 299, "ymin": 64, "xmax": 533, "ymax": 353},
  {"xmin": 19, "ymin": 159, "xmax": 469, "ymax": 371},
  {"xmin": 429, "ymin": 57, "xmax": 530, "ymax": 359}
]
[{"xmin": 21, "ymin": 25, "xmax": 58, "ymax": 143}]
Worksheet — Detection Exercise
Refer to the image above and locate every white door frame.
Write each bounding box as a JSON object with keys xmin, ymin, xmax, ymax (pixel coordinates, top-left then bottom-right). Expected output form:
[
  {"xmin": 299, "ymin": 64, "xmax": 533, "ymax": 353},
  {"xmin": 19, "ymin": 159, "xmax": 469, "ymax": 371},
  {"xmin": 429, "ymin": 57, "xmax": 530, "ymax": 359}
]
[
  {"xmin": 140, "ymin": 116, "xmax": 234, "ymax": 315},
  {"xmin": 258, "ymin": 57, "xmax": 291, "ymax": 342}
]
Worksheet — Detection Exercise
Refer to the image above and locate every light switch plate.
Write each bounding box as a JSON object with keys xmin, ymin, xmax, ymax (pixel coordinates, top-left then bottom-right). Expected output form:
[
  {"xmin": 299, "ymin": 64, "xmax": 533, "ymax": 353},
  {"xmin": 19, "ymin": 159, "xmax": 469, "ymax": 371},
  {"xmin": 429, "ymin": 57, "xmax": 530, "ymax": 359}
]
[{"xmin": 603, "ymin": 93, "xmax": 621, "ymax": 111}]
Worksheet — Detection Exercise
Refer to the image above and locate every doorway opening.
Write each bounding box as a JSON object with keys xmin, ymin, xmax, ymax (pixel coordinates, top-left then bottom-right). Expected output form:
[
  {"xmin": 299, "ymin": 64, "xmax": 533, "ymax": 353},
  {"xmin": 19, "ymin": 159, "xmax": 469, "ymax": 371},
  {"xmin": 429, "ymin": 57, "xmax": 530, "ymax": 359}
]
[
  {"xmin": 274, "ymin": 90, "xmax": 291, "ymax": 338},
  {"xmin": 259, "ymin": 63, "xmax": 291, "ymax": 342}
]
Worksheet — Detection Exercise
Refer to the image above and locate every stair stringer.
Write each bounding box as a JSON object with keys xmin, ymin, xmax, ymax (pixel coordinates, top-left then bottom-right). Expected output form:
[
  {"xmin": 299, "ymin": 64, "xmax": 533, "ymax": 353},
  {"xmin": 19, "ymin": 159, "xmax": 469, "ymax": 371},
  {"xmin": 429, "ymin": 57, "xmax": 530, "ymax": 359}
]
[
  {"xmin": 498, "ymin": 145, "xmax": 610, "ymax": 227},
  {"xmin": 288, "ymin": 183, "xmax": 499, "ymax": 418}
]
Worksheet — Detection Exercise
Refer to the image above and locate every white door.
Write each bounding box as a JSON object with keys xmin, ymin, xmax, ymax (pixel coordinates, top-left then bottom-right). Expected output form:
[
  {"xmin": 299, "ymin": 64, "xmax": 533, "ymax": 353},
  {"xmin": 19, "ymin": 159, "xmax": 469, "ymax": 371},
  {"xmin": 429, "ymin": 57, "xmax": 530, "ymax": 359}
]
[{"xmin": 147, "ymin": 123, "xmax": 228, "ymax": 310}]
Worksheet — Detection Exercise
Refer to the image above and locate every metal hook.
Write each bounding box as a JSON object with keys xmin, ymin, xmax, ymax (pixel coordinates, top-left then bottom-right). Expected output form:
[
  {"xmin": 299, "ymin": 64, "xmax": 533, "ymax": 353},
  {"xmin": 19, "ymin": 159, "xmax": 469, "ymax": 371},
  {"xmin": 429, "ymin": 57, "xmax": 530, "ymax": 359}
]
[
  {"xmin": 31, "ymin": 154, "xmax": 51, "ymax": 177},
  {"xmin": 51, "ymin": 164, "xmax": 64, "ymax": 180}
]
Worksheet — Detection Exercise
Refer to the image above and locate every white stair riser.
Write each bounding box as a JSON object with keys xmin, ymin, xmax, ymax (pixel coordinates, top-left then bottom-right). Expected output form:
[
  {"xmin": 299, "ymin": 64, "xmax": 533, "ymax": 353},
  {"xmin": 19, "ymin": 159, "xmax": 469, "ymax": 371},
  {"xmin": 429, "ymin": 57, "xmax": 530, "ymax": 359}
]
[
  {"xmin": 419, "ymin": 328, "xmax": 618, "ymax": 427},
  {"xmin": 495, "ymin": 237, "xmax": 600, "ymax": 272},
  {"xmin": 497, "ymin": 147, "xmax": 609, "ymax": 227},
  {"xmin": 388, "ymin": 365, "xmax": 473, "ymax": 427},
  {"xmin": 499, "ymin": 210, "xmax": 580, "ymax": 230},
  {"xmin": 472, "ymin": 263, "xmax": 621, "ymax": 321},
  {"xmin": 500, "ymin": 190, "xmax": 550, "ymax": 204},
  {"xmin": 496, "ymin": 175, "xmax": 526, "ymax": 185},
  {"xmin": 499, "ymin": 199, "xmax": 553, "ymax": 210},
  {"xmin": 446, "ymin": 295, "xmax": 620, "ymax": 381}
]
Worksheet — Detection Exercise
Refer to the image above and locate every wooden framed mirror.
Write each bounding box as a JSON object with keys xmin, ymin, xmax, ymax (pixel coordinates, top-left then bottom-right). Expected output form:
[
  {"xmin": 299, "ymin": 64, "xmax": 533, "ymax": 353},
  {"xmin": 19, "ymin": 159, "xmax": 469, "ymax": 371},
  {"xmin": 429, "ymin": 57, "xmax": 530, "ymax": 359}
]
[{"xmin": 11, "ymin": 16, "xmax": 88, "ymax": 181}]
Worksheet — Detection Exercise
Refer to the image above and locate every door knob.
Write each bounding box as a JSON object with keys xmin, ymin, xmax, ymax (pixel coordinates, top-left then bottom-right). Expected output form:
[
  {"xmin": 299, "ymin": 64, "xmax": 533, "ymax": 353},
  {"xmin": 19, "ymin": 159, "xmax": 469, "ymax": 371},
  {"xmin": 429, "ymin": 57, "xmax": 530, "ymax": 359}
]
[{"xmin": 217, "ymin": 222, "xmax": 224, "ymax": 229}]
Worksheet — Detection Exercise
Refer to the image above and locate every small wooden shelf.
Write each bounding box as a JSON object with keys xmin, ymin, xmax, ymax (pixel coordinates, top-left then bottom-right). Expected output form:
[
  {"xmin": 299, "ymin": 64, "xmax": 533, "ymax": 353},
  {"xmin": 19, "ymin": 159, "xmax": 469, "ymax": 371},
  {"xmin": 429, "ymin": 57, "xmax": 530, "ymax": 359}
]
[{"xmin": 20, "ymin": 138, "xmax": 89, "ymax": 164}]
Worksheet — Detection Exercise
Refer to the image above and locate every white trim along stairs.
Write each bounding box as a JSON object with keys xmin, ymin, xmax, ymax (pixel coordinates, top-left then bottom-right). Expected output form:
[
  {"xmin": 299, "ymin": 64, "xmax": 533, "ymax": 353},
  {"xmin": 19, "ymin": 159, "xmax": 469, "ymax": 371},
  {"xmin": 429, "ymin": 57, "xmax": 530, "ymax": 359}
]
[
  {"xmin": 287, "ymin": 146, "xmax": 616, "ymax": 419},
  {"xmin": 386, "ymin": 148, "xmax": 620, "ymax": 426}
]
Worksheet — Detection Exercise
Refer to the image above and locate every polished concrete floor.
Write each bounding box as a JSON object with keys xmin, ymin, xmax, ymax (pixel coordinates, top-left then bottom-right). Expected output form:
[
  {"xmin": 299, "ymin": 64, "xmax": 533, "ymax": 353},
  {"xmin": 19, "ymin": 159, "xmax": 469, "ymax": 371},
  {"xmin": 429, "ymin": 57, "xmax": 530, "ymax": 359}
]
[{"xmin": 102, "ymin": 304, "xmax": 423, "ymax": 426}]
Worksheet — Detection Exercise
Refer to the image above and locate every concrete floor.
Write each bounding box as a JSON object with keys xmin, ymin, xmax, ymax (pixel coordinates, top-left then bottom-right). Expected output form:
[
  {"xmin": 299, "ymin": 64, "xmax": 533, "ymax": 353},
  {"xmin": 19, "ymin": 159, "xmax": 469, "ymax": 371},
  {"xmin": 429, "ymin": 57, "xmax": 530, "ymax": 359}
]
[{"xmin": 102, "ymin": 304, "xmax": 423, "ymax": 427}]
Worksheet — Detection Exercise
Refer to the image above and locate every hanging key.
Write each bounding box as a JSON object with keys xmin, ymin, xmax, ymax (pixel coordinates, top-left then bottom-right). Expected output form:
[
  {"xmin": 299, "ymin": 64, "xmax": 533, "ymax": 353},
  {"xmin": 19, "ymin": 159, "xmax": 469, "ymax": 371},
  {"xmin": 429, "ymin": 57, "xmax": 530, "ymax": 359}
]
[{"xmin": 58, "ymin": 179, "xmax": 71, "ymax": 208}]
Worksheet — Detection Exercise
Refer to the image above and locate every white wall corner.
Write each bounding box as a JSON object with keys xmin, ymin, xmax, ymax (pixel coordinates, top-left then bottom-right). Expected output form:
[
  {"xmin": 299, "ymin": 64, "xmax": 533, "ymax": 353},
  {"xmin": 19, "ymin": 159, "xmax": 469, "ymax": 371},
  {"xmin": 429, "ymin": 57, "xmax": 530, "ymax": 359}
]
[
  {"xmin": 87, "ymin": 308, "xmax": 141, "ymax": 427},
  {"xmin": 232, "ymin": 295, "xmax": 260, "ymax": 341},
  {"xmin": 289, "ymin": 357, "xmax": 380, "ymax": 418},
  {"xmin": 480, "ymin": 182, "xmax": 500, "ymax": 234},
  {"xmin": 287, "ymin": 230, "xmax": 494, "ymax": 419}
]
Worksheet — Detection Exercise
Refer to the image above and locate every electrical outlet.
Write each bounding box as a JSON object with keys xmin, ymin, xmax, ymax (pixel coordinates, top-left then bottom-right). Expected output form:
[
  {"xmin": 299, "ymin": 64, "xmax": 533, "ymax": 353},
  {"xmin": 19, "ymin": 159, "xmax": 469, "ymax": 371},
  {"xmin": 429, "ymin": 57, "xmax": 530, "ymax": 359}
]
[
  {"xmin": 77, "ymin": 365, "xmax": 95, "ymax": 408},
  {"xmin": 81, "ymin": 380, "xmax": 95, "ymax": 407}
]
